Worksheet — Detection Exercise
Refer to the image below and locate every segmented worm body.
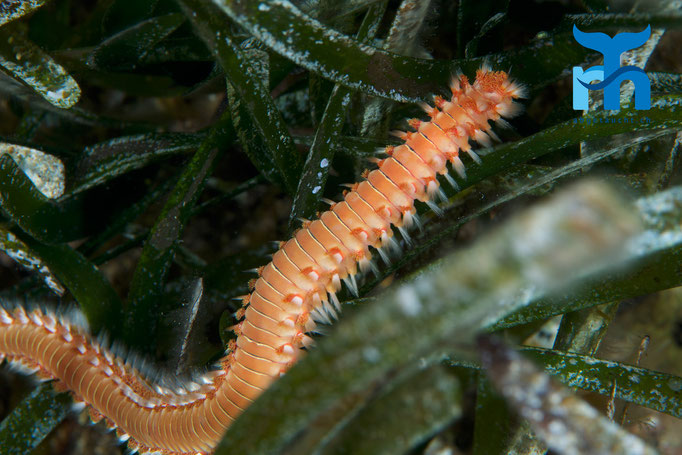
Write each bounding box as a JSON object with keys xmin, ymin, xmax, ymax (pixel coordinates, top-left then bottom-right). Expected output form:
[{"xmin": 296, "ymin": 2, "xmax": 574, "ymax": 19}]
[{"xmin": 0, "ymin": 68, "xmax": 523, "ymax": 454}]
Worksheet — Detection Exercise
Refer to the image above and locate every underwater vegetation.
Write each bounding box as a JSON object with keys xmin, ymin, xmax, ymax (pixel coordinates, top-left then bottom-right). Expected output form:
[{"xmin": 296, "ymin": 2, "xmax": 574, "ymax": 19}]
[{"xmin": 0, "ymin": 0, "xmax": 682, "ymax": 454}]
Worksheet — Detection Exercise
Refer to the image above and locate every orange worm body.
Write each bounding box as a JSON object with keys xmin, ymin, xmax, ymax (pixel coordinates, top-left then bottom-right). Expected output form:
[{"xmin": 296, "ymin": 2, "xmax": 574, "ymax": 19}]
[{"xmin": 0, "ymin": 68, "xmax": 523, "ymax": 454}]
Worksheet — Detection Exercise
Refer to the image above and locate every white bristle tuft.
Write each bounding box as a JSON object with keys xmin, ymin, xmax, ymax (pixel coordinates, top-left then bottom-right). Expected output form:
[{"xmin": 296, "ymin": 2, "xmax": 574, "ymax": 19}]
[
  {"xmin": 495, "ymin": 117, "xmax": 512, "ymax": 129},
  {"xmin": 322, "ymin": 299, "xmax": 338, "ymax": 320},
  {"xmin": 401, "ymin": 209, "xmax": 415, "ymax": 228},
  {"xmin": 386, "ymin": 235, "xmax": 401, "ymax": 254},
  {"xmin": 443, "ymin": 169, "xmax": 460, "ymax": 190},
  {"xmin": 452, "ymin": 156, "xmax": 467, "ymax": 179},
  {"xmin": 426, "ymin": 200, "xmax": 444, "ymax": 216},
  {"xmin": 16, "ymin": 307, "xmax": 29, "ymax": 323},
  {"xmin": 418, "ymin": 102, "xmax": 433, "ymax": 114},
  {"xmin": 466, "ymin": 149, "xmax": 482, "ymax": 165},
  {"xmin": 349, "ymin": 274, "xmax": 359, "ymax": 296},
  {"xmin": 450, "ymin": 72, "xmax": 463, "ymax": 92},
  {"xmin": 329, "ymin": 291, "xmax": 341, "ymax": 312},
  {"xmin": 508, "ymin": 81, "xmax": 528, "ymax": 99},
  {"xmin": 360, "ymin": 257, "xmax": 379, "ymax": 276},
  {"xmin": 397, "ymin": 226, "xmax": 412, "ymax": 246},
  {"xmin": 434, "ymin": 187, "xmax": 448, "ymax": 203},
  {"xmin": 44, "ymin": 314, "xmax": 57, "ymax": 333},
  {"xmin": 310, "ymin": 307, "xmax": 331, "ymax": 324},
  {"xmin": 71, "ymin": 401, "xmax": 87, "ymax": 412},
  {"xmin": 497, "ymin": 100, "xmax": 523, "ymax": 118},
  {"xmin": 0, "ymin": 310, "xmax": 12, "ymax": 324},
  {"xmin": 29, "ymin": 311, "xmax": 43, "ymax": 326},
  {"xmin": 390, "ymin": 130, "xmax": 407, "ymax": 140},
  {"xmin": 332, "ymin": 273, "xmax": 341, "ymax": 291},
  {"xmin": 376, "ymin": 246, "xmax": 391, "ymax": 265},
  {"xmin": 412, "ymin": 213, "xmax": 424, "ymax": 232},
  {"xmin": 342, "ymin": 276, "xmax": 359, "ymax": 297},
  {"xmin": 474, "ymin": 130, "xmax": 492, "ymax": 147},
  {"xmin": 426, "ymin": 180, "xmax": 440, "ymax": 197}
]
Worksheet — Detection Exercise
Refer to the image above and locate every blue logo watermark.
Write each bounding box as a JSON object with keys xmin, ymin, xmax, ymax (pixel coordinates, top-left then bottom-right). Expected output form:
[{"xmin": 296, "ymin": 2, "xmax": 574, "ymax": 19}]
[{"xmin": 572, "ymin": 25, "xmax": 651, "ymax": 111}]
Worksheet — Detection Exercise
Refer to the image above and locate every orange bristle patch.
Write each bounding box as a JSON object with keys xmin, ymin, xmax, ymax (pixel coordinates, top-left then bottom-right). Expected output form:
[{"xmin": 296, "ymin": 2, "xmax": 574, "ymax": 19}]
[
  {"xmin": 445, "ymin": 127, "xmax": 461, "ymax": 137},
  {"xmin": 461, "ymin": 98, "xmax": 479, "ymax": 114},
  {"xmin": 296, "ymin": 312, "xmax": 309, "ymax": 326},
  {"xmin": 89, "ymin": 408, "xmax": 103, "ymax": 423},
  {"xmin": 419, "ymin": 102, "xmax": 439, "ymax": 117},
  {"xmin": 475, "ymin": 69, "xmax": 509, "ymax": 94},
  {"xmin": 408, "ymin": 118, "xmax": 422, "ymax": 129}
]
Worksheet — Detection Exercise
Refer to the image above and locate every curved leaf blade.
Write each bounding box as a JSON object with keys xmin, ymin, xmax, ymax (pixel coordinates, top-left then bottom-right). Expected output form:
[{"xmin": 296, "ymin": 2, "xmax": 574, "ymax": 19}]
[
  {"xmin": 289, "ymin": 2, "xmax": 386, "ymax": 227},
  {"xmin": 0, "ymin": 154, "xmax": 84, "ymax": 243},
  {"xmin": 74, "ymin": 132, "xmax": 204, "ymax": 193},
  {"xmin": 16, "ymin": 231, "xmax": 124, "ymax": 336},
  {"xmin": 181, "ymin": 0, "xmax": 302, "ymax": 195},
  {"xmin": 124, "ymin": 112, "xmax": 234, "ymax": 351},
  {"xmin": 526, "ymin": 347, "xmax": 682, "ymax": 419},
  {"xmin": 492, "ymin": 184, "xmax": 682, "ymax": 331},
  {"xmin": 0, "ymin": 0, "xmax": 48, "ymax": 27},
  {"xmin": 89, "ymin": 13, "xmax": 186, "ymax": 70},
  {"xmin": 0, "ymin": 227, "xmax": 64, "ymax": 295},
  {"xmin": 479, "ymin": 337, "xmax": 658, "ymax": 455},
  {"xmin": 318, "ymin": 365, "xmax": 462, "ymax": 455},
  {"xmin": 0, "ymin": 142, "xmax": 64, "ymax": 198},
  {"xmin": 0, "ymin": 24, "xmax": 80, "ymax": 108},
  {"xmin": 208, "ymin": 4, "xmax": 682, "ymax": 100},
  {"xmin": 0, "ymin": 383, "xmax": 71, "ymax": 455},
  {"xmin": 210, "ymin": 0, "xmax": 451, "ymax": 102}
]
